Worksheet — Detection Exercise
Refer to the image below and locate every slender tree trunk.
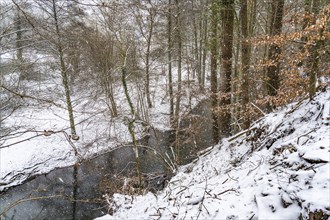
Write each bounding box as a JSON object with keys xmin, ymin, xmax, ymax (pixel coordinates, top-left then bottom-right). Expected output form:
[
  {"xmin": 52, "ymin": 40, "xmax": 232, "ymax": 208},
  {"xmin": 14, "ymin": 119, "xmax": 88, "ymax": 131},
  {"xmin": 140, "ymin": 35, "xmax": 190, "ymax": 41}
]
[
  {"xmin": 52, "ymin": 0, "xmax": 77, "ymax": 137},
  {"xmin": 174, "ymin": 0, "xmax": 182, "ymax": 164},
  {"xmin": 307, "ymin": 0, "xmax": 322, "ymax": 99},
  {"xmin": 201, "ymin": 6, "xmax": 208, "ymax": 90},
  {"xmin": 219, "ymin": 0, "xmax": 234, "ymax": 138},
  {"xmin": 210, "ymin": 0, "xmax": 219, "ymax": 143},
  {"xmin": 108, "ymin": 80, "xmax": 117, "ymax": 117},
  {"xmin": 122, "ymin": 60, "xmax": 142, "ymax": 189},
  {"xmin": 198, "ymin": 17, "xmax": 203, "ymax": 90},
  {"xmin": 174, "ymin": 0, "xmax": 182, "ymax": 128},
  {"xmin": 72, "ymin": 163, "xmax": 78, "ymax": 220},
  {"xmin": 240, "ymin": 0, "xmax": 251, "ymax": 130},
  {"xmin": 168, "ymin": 0, "xmax": 174, "ymax": 124},
  {"xmin": 67, "ymin": 40, "xmax": 79, "ymax": 90},
  {"xmin": 232, "ymin": 17, "xmax": 240, "ymax": 133},
  {"xmin": 108, "ymin": 43, "xmax": 117, "ymax": 117},
  {"xmin": 266, "ymin": 0, "xmax": 285, "ymax": 99},
  {"xmin": 145, "ymin": 9, "xmax": 154, "ymax": 108},
  {"xmin": 192, "ymin": 1, "xmax": 200, "ymax": 81},
  {"xmin": 193, "ymin": 17, "xmax": 199, "ymax": 80}
]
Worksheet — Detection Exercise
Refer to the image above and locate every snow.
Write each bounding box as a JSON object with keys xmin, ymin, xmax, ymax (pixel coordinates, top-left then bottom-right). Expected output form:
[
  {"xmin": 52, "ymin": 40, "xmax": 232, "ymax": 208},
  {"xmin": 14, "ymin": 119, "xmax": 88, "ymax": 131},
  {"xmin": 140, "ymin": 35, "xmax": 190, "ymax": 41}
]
[
  {"xmin": 95, "ymin": 87, "xmax": 330, "ymax": 220},
  {"xmin": 0, "ymin": 60, "xmax": 202, "ymax": 191}
]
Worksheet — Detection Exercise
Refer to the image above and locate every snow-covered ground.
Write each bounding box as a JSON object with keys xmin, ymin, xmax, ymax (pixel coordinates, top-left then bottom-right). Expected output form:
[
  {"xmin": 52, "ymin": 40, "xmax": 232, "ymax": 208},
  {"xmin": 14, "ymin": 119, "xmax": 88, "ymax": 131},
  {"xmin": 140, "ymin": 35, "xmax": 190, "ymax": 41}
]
[
  {"xmin": 0, "ymin": 64, "xmax": 202, "ymax": 191},
  {"xmin": 0, "ymin": 90, "xmax": 125, "ymax": 191},
  {"xmin": 96, "ymin": 87, "xmax": 330, "ymax": 220}
]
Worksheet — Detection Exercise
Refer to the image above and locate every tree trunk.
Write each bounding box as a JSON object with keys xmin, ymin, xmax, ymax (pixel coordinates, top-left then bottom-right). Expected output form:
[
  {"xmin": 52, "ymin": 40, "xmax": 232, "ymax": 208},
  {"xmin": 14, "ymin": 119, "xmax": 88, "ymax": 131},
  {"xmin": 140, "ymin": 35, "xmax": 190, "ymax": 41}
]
[
  {"xmin": 210, "ymin": 0, "xmax": 219, "ymax": 143},
  {"xmin": 240, "ymin": 0, "xmax": 251, "ymax": 130},
  {"xmin": 174, "ymin": 0, "xmax": 182, "ymax": 164},
  {"xmin": 174, "ymin": 0, "xmax": 182, "ymax": 128},
  {"xmin": 266, "ymin": 0, "xmax": 285, "ymax": 98},
  {"xmin": 219, "ymin": 0, "xmax": 234, "ymax": 138},
  {"xmin": 307, "ymin": 0, "xmax": 322, "ymax": 99},
  {"xmin": 201, "ymin": 9, "xmax": 208, "ymax": 90},
  {"xmin": 168, "ymin": 0, "xmax": 174, "ymax": 125},
  {"xmin": 122, "ymin": 61, "xmax": 142, "ymax": 189},
  {"xmin": 145, "ymin": 8, "xmax": 154, "ymax": 108},
  {"xmin": 52, "ymin": 0, "xmax": 77, "ymax": 137},
  {"xmin": 193, "ymin": 8, "xmax": 199, "ymax": 81}
]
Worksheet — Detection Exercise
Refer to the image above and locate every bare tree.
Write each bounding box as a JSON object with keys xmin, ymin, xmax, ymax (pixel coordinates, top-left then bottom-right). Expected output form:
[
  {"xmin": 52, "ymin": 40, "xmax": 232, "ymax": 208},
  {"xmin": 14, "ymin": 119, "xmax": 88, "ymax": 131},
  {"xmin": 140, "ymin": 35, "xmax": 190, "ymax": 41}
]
[{"xmin": 51, "ymin": 0, "xmax": 77, "ymax": 138}]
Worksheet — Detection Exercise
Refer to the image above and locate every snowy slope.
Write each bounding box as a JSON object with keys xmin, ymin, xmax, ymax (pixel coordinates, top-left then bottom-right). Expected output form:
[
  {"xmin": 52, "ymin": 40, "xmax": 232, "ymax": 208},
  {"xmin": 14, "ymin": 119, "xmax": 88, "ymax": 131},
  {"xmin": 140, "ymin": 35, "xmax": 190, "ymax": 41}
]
[{"xmin": 96, "ymin": 87, "xmax": 330, "ymax": 220}]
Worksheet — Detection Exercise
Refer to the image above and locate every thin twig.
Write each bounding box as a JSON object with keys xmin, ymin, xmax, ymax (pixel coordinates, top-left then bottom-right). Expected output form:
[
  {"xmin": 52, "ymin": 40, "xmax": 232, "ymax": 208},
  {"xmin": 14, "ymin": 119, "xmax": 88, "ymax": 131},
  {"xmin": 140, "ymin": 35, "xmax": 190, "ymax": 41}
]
[
  {"xmin": 251, "ymin": 102, "xmax": 266, "ymax": 116},
  {"xmin": 0, "ymin": 194, "xmax": 63, "ymax": 217},
  {"xmin": 0, "ymin": 133, "xmax": 44, "ymax": 149},
  {"xmin": 1, "ymin": 85, "xmax": 64, "ymax": 109}
]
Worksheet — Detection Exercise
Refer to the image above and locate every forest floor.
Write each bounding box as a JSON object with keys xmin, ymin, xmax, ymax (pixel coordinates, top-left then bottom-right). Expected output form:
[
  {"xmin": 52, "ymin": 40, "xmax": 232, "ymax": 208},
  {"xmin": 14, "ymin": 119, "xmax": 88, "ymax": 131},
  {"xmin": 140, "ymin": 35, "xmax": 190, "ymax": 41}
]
[
  {"xmin": 0, "ymin": 67, "xmax": 201, "ymax": 191},
  {"xmin": 96, "ymin": 87, "xmax": 330, "ymax": 220}
]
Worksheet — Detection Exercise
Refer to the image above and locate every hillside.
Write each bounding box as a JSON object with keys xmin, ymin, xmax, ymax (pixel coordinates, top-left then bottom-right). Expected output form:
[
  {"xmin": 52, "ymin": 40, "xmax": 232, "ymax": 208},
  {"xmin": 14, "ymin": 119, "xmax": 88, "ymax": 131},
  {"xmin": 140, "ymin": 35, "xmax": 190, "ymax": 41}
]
[{"xmin": 96, "ymin": 87, "xmax": 330, "ymax": 220}]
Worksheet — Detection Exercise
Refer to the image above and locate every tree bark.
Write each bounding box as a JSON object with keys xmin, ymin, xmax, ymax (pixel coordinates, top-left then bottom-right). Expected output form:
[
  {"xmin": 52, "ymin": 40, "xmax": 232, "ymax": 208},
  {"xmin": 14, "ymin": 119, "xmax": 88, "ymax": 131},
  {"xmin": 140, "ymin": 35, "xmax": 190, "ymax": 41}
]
[
  {"xmin": 122, "ymin": 60, "xmax": 142, "ymax": 189},
  {"xmin": 145, "ymin": 6, "xmax": 154, "ymax": 108},
  {"xmin": 266, "ymin": 0, "xmax": 285, "ymax": 98},
  {"xmin": 174, "ymin": 0, "xmax": 182, "ymax": 164},
  {"xmin": 193, "ymin": 6, "xmax": 199, "ymax": 81},
  {"xmin": 168, "ymin": 0, "xmax": 174, "ymax": 125},
  {"xmin": 240, "ymin": 0, "xmax": 251, "ymax": 130},
  {"xmin": 307, "ymin": 0, "xmax": 322, "ymax": 99},
  {"xmin": 174, "ymin": 0, "xmax": 182, "ymax": 128},
  {"xmin": 201, "ymin": 6, "xmax": 208, "ymax": 90},
  {"xmin": 219, "ymin": 0, "xmax": 234, "ymax": 138},
  {"xmin": 210, "ymin": 0, "xmax": 219, "ymax": 143},
  {"xmin": 52, "ymin": 0, "xmax": 77, "ymax": 137}
]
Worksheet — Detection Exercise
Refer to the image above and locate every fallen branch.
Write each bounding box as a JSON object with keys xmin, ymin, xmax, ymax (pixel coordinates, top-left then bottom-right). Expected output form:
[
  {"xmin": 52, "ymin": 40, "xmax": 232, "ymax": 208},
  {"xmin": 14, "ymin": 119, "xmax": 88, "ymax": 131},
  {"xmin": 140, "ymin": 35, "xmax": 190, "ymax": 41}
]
[
  {"xmin": 196, "ymin": 179, "xmax": 209, "ymax": 220},
  {"xmin": 228, "ymin": 127, "xmax": 257, "ymax": 142},
  {"xmin": 216, "ymin": 188, "xmax": 237, "ymax": 196},
  {"xmin": 285, "ymin": 96, "xmax": 307, "ymax": 116},
  {"xmin": 247, "ymin": 159, "xmax": 263, "ymax": 175},
  {"xmin": 316, "ymin": 104, "xmax": 325, "ymax": 120},
  {"xmin": 297, "ymin": 128, "xmax": 317, "ymax": 145},
  {"xmin": 227, "ymin": 173, "xmax": 239, "ymax": 182}
]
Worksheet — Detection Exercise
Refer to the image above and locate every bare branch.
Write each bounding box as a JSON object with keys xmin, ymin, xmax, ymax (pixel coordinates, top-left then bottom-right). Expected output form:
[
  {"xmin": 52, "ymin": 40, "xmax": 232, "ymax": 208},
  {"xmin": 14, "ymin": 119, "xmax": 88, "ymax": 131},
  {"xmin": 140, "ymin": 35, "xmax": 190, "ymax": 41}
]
[
  {"xmin": 1, "ymin": 85, "xmax": 64, "ymax": 109},
  {"xmin": 11, "ymin": 0, "xmax": 35, "ymax": 28}
]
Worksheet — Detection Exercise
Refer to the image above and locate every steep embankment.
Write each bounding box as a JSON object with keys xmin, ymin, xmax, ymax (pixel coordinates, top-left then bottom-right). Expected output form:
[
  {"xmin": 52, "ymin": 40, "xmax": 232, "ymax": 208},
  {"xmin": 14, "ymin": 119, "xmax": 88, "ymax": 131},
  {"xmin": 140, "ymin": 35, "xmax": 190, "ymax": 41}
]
[{"xmin": 97, "ymin": 87, "xmax": 330, "ymax": 220}]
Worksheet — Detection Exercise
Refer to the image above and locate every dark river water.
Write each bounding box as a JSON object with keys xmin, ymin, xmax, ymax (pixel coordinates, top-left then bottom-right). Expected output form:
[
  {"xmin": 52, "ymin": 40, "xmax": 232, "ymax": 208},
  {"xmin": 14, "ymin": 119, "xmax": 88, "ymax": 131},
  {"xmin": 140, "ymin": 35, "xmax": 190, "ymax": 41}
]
[{"xmin": 0, "ymin": 100, "xmax": 213, "ymax": 219}]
